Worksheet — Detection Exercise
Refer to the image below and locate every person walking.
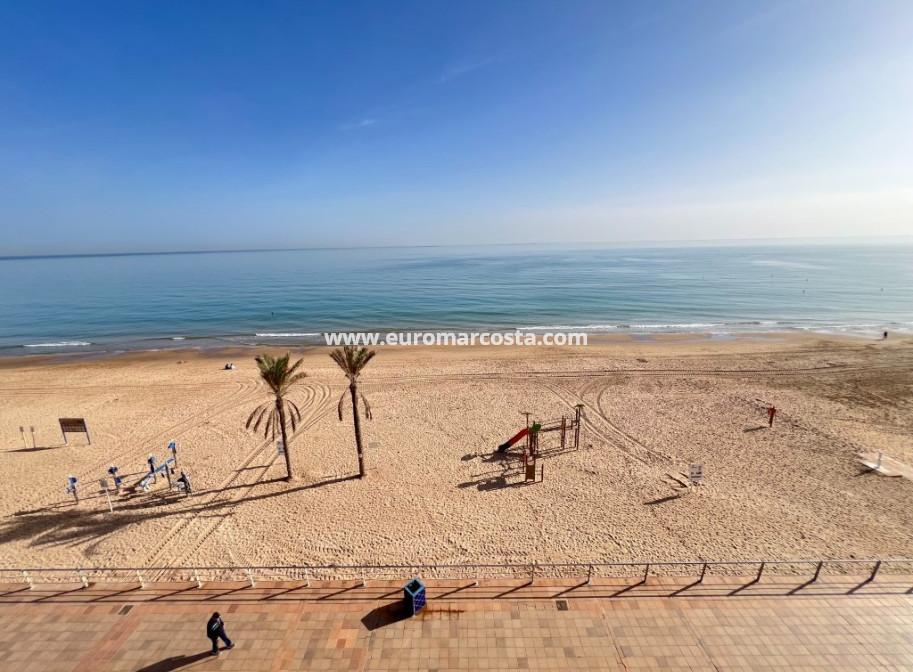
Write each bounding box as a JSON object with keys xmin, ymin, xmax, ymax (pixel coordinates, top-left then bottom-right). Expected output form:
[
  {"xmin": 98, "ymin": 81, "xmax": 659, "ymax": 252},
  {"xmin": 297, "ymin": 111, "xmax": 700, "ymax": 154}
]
[{"xmin": 207, "ymin": 612, "xmax": 234, "ymax": 655}]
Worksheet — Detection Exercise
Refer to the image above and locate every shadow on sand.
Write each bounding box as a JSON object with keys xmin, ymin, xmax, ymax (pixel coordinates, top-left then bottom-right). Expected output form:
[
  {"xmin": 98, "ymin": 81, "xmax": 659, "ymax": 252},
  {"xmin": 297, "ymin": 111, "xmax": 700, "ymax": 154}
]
[
  {"xmin": 644, "ymin": 494, "xmax": 683, "ymax": 506},
  {"xmin": 135, "ymin": 651, "xmax": 212, "ymax": 671},
  {"xmin": 0, "ymin": 474, "xmax": 360, "ymax": 552},
  {"xmin": 7, "ymin": 445, "xmax": 64, "ymax": 453}
]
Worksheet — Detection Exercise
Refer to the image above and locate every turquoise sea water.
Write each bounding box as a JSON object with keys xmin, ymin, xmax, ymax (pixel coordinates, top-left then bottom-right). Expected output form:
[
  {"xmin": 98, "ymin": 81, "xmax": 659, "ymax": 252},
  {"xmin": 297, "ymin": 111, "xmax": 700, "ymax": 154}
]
[{"xmin": 1, "ymin": 243, "xmax": 912, "ymax": 354}]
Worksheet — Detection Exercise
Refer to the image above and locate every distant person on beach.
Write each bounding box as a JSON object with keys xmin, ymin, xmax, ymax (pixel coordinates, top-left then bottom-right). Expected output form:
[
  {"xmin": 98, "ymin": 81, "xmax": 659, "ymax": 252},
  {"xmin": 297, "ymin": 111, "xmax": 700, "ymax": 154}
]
[
  {"xmin": 767, "ymin": 406, "xmax": 777, "ymax": 427},
  {"xmin": 207, "ymin": 612, "xmax": 234, "ymax": 655},
  {"xmin": 884, "ymin": 331, "xmax": 888, "ymax": 340}
]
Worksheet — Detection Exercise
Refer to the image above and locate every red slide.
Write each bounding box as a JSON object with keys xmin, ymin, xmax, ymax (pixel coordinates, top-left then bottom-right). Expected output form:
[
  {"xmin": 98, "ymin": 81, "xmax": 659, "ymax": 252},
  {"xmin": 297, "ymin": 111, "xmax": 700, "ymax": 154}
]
[{"xmin": 497, "ymin": 427, "xmax": 529, "ymax": 453}]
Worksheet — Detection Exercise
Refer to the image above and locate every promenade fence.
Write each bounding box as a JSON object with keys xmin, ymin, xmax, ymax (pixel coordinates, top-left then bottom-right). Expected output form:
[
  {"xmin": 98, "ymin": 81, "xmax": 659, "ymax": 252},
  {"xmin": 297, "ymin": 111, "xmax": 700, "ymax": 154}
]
[{"xmin": 3, "ymin": 558, "xmax": 912, "ymax": 589}]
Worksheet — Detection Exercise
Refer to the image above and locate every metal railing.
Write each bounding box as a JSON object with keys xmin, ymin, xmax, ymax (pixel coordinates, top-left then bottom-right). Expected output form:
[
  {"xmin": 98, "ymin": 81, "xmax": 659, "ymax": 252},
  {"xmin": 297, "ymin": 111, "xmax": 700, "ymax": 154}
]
[{"xmin": 2, "ymin": 558, "xmax": 912, "ymax": 589}]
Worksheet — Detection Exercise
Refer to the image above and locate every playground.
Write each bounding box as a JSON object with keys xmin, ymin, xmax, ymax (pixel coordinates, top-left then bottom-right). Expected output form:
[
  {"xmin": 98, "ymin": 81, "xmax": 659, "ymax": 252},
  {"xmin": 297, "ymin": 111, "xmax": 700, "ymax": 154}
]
[{"xmin": 0, "ymin": 334, "xmax": 912, "ymax": 572}]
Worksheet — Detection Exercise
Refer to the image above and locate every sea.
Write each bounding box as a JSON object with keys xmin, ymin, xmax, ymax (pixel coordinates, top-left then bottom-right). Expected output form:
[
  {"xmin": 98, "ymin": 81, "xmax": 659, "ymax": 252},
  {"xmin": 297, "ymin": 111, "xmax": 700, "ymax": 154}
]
[{"xmin": 1, "ymin": 242, "xmax": 912, "ymax": 355}]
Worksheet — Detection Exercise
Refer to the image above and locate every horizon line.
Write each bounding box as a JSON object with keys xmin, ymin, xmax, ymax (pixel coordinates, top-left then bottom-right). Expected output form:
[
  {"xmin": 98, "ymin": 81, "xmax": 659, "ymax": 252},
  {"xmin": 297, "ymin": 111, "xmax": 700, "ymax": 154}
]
[{"xmin": 2, "ymin": 234, "xmax": 912, "ymax": 261}]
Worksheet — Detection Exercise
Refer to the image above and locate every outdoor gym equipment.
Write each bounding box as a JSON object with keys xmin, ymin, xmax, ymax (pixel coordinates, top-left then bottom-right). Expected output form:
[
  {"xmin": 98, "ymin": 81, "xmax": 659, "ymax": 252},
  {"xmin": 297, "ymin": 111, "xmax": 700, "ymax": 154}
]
[
  {"xmin": 172, "ymin": 470, "xmax": 193, "ymax": 496},
  {"xmin": 65, "ymin": 475, "xmax": 78, "ymax": 503},
  {"xmin": 107, "ymin": 465, "xmax": 124, "ymax": 493},
  {"xmin": 138, "ymin": 455, "xmax": 176, "ymax": 491},
  {"xmin": 168, "ymin": 440, "xmax": 178, "ymax": 466}
]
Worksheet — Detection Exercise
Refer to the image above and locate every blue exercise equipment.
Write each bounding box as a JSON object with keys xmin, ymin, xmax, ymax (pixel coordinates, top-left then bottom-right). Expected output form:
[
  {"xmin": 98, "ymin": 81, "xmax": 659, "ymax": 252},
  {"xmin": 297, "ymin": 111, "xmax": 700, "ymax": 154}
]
[
  {"xmin": 172, "ymin": 470, "xmax": 193, "ymax": 496},
  {"xmin": 107, "ymin": 465, "xmax": 123, "ymax": 490},
  {"xmin": 65, "ymin": 475, "xmax": 79, "ymax": 502},
  {"xmin": 138, "ymin": 456, "xmax": 175, "ymax": 491}
]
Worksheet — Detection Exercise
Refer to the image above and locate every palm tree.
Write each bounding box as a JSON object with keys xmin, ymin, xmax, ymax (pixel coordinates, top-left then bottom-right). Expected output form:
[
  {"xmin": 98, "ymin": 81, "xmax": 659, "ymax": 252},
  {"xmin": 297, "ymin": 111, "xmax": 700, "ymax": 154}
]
[
  {"xmin": 247, "ymin": 352, "xmax": 307, "ymax": 481},
  {"xmin": 330, "ymin": 345, "xmax": 375, "ymax": 478}
]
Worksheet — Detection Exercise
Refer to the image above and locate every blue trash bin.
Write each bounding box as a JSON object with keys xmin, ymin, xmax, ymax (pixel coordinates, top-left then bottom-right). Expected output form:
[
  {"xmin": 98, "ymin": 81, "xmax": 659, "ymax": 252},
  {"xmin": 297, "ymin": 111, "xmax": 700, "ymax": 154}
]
[{"xmin": 403, "ymin": 577, "xmax": 426, "ymax": 616}]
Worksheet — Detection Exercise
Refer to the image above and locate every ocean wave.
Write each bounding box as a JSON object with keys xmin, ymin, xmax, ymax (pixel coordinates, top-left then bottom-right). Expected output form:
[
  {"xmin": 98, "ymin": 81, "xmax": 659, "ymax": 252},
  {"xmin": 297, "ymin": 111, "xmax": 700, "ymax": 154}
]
[
  {"xmin": 24, "ymin": 341, "xmax": 91, "ymax": 348},
  {"xmin": 798, "ymin": 323, "xmax": 886, "ymax": 331},
  {"xmin": 518, "ymin": 324, "xmax": 618, "ymax": 331},
  {"xmin": 171, "ymin": 337, "xmax": 185, "ymax": 340},
  {"xmin": 254, "ymin": 332, "xmax": 320, "ymax": 337},
  {"xmin": 518, "ymin": 321, "xmax": 788, "ymax": 332},
  {"xmin": 628, "ymin": 323, "xmax": 722, "ymax": 329},
  {"xmin": 518, "ymin": 323, "xmax": 728, "ymax": 331}
]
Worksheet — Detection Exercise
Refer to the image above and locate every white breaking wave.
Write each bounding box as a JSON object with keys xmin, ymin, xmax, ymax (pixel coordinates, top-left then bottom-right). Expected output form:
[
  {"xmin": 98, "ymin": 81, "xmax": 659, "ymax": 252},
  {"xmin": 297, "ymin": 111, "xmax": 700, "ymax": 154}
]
[
  {"xmin": 24, "ymin": 341, "xmax": 91, "ymax": 348},
  {"xmin": 519, "ymin": 324, "xmax": 617, "ymax": 331},
  {"xmin": 522, "ymin": 323, "xmax": 725, "ymax": 331},
  {"xmin": 520, "ymin": 321, "xmax": 801, "ymax": 331},
  {"xmin": 171, "ymin": 337, "xmax": 185, "ymax": 340},
  {"xmin": 628, "ymin": 323, "xmax": 722, "ymax": 329},
  {"xmin": 255, "ymin": 333, "xmax": 320, "ymax": 337}
]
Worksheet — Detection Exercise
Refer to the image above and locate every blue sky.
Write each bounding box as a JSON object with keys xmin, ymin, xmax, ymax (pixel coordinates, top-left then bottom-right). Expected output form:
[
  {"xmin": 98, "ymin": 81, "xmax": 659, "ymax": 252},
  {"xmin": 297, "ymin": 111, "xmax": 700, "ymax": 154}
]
[{"xmin": 1, "ymin": 0, "xmax": 911, "ymax": 254}]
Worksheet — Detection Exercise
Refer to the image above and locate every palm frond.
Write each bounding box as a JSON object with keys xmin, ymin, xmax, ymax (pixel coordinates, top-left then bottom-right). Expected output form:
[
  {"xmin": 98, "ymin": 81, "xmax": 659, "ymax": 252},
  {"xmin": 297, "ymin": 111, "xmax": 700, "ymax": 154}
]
[
  {"xmin": 247, "ymin": 353, "xmax": 309, "ymax": 438},
  {"xmin": 360, "ymin": 392, "xmax": 372, "ymax": 420},
  {"xmin": 254, "ymin": 352, "xmax": 307, "ymax": 397},
  {"xmin": 329, "ymin": 345, "xmax": 376, "ymax": 382},
  {"xmin": 287, "ymin": 399, "xmax": 302, "ymax": 423},
  {"xmin": 246, "ymin": 401, "xmax": 272, "ymax": 429},
  {"xmin": 337, "ymin": 390, "xmax": 347, "ymax": 421},
  {"xmin": 255, "ymin": 408, "xmax": 278, "ymax": 434}
]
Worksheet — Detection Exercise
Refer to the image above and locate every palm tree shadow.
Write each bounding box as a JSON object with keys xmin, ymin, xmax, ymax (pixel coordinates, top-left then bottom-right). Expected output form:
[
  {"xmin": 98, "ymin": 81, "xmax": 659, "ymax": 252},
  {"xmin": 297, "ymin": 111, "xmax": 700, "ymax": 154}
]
[
  {"xmin": 135, "ymin": 651, "xmax": 211, "ymax": 671},
  {"xmin": 0, "ymin": 475, "xmax": 361, "ymax": 551}
]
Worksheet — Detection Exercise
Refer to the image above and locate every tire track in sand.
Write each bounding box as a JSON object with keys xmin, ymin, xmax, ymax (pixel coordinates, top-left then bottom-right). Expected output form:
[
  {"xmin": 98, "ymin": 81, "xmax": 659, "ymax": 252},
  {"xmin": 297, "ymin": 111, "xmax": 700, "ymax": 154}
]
[{"xmin": 143, "ymin": 383, "xmax": 333, "ymax": 572}]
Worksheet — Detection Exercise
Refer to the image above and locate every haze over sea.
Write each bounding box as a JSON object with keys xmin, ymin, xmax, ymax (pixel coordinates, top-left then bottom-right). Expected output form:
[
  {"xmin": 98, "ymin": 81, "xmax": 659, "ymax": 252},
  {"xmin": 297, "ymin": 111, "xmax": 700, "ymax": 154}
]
[{"xmin": 1, "ymin": 242, "xmax": 912, "ymax": 355}]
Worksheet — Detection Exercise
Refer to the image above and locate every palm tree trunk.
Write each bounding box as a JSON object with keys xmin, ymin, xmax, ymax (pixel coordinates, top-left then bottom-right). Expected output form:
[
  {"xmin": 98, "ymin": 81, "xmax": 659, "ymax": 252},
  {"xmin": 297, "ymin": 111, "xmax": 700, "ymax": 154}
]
[
  {"xmin": 277, "ymin": 400, "xmax": 294, "ymax": 481},
  {"xmin": 350, "ymin": 383, "xmax": 365, "ymax": 478}
]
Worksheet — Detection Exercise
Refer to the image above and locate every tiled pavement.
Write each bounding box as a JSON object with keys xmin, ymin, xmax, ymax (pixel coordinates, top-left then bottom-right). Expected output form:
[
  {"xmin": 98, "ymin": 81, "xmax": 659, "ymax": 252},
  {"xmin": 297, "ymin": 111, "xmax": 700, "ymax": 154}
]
[{"xmin": 1, "ymin": 575, "xmax": 912, "ymax": 671}]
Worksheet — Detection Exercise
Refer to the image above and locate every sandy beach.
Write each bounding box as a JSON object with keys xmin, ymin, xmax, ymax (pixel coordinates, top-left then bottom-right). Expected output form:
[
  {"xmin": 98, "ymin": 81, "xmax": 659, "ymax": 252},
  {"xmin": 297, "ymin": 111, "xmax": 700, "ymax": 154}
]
[{"xmin": 1, "ymin": 333, "xmax": 911, "ymax": 572}]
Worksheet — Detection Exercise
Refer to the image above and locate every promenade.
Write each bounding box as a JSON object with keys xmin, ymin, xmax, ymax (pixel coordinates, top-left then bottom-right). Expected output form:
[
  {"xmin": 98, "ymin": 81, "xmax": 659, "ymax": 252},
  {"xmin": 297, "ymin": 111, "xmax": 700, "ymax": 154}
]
[{"xmin": 1, "ymin": 574, "xmax": 912, "ymax": 671}]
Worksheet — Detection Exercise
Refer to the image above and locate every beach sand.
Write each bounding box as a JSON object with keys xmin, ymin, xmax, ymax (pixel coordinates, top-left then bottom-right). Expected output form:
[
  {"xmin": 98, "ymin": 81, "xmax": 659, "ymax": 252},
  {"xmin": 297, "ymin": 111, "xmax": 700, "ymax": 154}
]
[{"xmin": 1, "ymin": 333, "xmax": 912, "ymax": 571}]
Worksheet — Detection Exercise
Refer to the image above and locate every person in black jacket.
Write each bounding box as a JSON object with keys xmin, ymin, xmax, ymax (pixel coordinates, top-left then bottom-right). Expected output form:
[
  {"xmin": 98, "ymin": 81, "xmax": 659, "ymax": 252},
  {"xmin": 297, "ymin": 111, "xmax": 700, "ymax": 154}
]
[{"xmin": 206, "ymin": 612, "xmax": 234, "ymax": 655}]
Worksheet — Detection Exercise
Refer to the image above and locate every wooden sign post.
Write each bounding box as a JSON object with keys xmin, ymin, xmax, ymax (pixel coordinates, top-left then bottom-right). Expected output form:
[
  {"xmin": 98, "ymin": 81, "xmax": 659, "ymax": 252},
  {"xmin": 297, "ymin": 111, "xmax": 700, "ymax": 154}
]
[{"xmin": 59, "ymin": 418, "xmax": 91, "ymax": 445}]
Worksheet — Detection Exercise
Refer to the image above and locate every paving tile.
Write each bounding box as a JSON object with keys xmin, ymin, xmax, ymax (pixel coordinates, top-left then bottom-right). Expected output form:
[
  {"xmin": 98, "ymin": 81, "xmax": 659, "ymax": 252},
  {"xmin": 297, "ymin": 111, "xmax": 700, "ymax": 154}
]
[{"xmin": 0, "ymin": 579, "xmax": 912, "ymax": 670}]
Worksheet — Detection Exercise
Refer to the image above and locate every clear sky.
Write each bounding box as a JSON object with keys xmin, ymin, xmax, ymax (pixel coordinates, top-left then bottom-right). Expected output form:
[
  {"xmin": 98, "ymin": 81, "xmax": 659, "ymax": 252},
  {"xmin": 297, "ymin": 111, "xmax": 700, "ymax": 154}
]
[{"xmin": 1, "ymin": 0, "xmax": 911, "ymax": 254}]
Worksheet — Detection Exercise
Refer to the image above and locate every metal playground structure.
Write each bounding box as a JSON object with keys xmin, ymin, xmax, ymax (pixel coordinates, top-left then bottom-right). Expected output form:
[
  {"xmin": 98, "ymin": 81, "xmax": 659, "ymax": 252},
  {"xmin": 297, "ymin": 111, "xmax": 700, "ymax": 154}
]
[{"xmin": 495, "ymin": 405, "xmax": 584, "ymax": 482}]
